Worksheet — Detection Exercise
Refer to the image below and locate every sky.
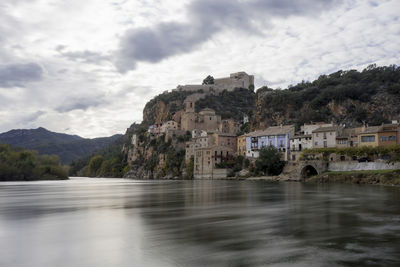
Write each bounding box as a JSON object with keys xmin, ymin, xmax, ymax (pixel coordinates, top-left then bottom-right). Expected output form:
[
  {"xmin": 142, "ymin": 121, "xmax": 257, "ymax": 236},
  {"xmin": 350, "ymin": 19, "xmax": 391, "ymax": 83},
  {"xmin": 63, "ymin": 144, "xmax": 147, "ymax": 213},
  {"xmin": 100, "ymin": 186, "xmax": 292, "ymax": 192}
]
[{"xmin": 0, "ymin": 0, "xmax": 399, "ymax": 138}]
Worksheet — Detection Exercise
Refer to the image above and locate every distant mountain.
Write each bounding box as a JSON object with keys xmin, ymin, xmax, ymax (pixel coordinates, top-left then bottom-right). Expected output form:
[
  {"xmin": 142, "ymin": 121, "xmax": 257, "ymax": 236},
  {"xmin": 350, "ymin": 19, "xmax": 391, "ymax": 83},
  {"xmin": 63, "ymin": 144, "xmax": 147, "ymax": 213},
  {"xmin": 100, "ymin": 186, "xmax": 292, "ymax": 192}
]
[{"xmin": 0, "ymin": 127, "xmax": 122, "ymax": 164}]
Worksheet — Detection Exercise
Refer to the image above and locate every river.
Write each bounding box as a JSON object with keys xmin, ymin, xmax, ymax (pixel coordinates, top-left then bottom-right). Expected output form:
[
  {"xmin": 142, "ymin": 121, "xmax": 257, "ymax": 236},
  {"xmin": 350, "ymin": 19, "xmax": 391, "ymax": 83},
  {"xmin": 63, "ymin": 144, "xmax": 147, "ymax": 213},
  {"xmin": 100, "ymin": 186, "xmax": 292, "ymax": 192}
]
[{"xmin": 0, "ymin": 177, "xmax": 399, "ymax": 266}]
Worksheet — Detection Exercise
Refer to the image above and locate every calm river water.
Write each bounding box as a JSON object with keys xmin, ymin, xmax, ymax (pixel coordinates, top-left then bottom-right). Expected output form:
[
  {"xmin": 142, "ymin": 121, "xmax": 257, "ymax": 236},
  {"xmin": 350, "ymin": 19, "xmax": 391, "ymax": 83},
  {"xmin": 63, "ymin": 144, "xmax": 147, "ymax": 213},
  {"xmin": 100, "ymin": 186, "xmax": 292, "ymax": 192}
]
[{"xmin": 0, "ymin": 177, "xmax": 399, "ymax": 267}]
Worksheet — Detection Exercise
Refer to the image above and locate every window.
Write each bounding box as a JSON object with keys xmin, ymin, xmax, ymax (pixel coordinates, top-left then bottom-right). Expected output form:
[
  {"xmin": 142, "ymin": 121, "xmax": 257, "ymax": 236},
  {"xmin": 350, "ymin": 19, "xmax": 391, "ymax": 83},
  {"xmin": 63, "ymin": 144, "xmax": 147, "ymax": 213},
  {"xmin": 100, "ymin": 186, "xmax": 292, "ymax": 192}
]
[
  {"xmin": 361, "ymin": 135, "xmax": 375, "ymax": 142},
  {"xmin": 323, "ymin": 141, "xmax": 327, "ymax": 148},
  {"xmin": 316, "ymin": 133, "xmax": 319, "ymax": 137},
  {"xmin": 280, "ymin": 140, "xmax": 284, "ymax": 147},
  {"xmin": 338, "ymin": 140, "xmax": 347, "ymax": 144},
  {"xmin": 380, "ymin": 136, "xmax": 388, "ymax": 142},
  {"xmin": 315, "ymin": 141, "xmax": 318, "ymax": 146},
  {"xmin": 389, "ymin": 136, "xmax": 396, "ymax": 141},
  {"xmin": 209, "ymin": 117, "xmax": 212, "ymax": 120},
  {"xmin": 323, "ymin": 133, "xmax": 327, "ymax": 139}
]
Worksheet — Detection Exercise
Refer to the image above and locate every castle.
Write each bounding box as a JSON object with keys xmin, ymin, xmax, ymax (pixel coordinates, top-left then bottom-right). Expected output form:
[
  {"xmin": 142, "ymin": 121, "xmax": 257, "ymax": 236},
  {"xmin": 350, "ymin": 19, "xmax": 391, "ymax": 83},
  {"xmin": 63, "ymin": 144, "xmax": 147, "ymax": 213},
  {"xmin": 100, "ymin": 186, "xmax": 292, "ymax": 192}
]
[{"xmin": 171, "ymin": 71, "xmax": 254, "ymax": 93}]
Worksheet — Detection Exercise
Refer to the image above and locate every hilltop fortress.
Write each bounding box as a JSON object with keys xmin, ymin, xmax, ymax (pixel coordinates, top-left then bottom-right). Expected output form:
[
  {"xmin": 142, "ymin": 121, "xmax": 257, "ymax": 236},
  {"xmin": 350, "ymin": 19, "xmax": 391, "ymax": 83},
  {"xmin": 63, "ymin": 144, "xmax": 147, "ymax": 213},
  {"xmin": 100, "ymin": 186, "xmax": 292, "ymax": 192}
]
[{"xmin": 171, "ymin": 71, "xmax": 254, "ymax": 93}]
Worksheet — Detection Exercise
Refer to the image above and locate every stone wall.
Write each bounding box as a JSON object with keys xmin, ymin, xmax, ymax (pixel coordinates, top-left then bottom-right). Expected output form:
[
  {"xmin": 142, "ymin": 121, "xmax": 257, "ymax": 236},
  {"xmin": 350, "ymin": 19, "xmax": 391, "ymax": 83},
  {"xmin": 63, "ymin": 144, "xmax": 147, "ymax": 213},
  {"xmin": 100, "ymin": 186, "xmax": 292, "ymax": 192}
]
[{"xmin": 328, "ymin": 161, "xmax": 400, "ymax": 171}]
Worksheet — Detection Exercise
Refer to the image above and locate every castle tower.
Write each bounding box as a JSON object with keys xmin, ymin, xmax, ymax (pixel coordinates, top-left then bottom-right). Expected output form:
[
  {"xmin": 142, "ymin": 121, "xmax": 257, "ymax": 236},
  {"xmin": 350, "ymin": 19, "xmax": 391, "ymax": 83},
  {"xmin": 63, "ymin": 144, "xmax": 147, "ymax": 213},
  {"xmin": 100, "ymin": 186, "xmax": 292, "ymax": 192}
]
[{"xmin": 185, "ymin": 100, "xmax": 195, "ymax": 113}]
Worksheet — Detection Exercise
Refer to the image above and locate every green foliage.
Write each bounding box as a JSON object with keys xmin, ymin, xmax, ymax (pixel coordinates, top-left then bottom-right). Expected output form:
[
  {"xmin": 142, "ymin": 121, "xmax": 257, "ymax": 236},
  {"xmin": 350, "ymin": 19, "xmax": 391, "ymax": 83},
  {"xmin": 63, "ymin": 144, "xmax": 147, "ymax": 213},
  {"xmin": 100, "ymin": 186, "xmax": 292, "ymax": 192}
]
[
  {"xmin": 300, "ymin": 145, "xmax": 400, "ymax": 162},
  {"xmin": 255, "ymin": 147, "xmax": 285, "ymax": 175},
  {"xmin": 88, "ymin": 155, "xmax": 104, "ymax": 176},
  {"xmin": 0, "ymin": 144, "xmax": 68, "ymax": 181},
  {"xmin": 196, "ymin": 88, "xmax": 255, "ymax": 120},
  {"xmin": 237, "ymin": 122, "xmax": 250, "ymax": 136},
  {"xmin": 186, "ymin": 156, "xmax": 194, "ymax": 179},
  {"xmin": 202, "ymin": 75, "xmax": 214, "ymax": 85}
]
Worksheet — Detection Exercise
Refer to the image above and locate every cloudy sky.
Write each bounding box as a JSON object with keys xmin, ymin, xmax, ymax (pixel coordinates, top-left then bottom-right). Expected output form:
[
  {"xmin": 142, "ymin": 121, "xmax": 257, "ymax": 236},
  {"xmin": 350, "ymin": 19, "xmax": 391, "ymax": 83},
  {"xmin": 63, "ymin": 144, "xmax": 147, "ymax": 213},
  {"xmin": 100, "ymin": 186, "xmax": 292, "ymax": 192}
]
[{"xmin": 0, "ymin": 0, "xmax": 399, "ymax": 138}]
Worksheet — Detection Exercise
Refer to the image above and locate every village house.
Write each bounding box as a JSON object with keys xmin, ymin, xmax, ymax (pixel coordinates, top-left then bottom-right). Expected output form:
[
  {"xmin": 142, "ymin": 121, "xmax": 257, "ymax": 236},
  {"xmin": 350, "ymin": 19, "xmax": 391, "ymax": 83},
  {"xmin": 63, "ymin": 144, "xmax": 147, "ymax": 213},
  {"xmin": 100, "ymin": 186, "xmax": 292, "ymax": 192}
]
[
  {"xmin": 193, "ymin": 145, "xmax": 234, "ymax": 179},
  {"xmin": 358, "ymin": 125, "xmax": 380, "ymax": 147},
  {"xmin": 335, "ymin": 127, "xmax": 362, "ymax": 148},
  {"xmin": 208, "ymin": 132, "xmax": 237, "ymax": 152},
  {"xmin": 312, "ymin": 126, "xmax": 339, "ymax": 148},
  {"xmin": 358, "ymin": 123, "xmax": 399, "ymax": 147},
  {"xmin": 185, "ymin": 135, "xmax": 210, "ymax": 162},
  {"xmin": 246, "ymin": 125, "xmax": 295, "ymax": 160},
  {"xmin": 237, "ymin": 135, "xmax": 247, "ymax": 157},
  {"xmin": 378, "ymin": 123, "xmax": 398, "ymax": 146},
  {"xmin": 289, "ymin": 134, "xmax": 312, "ymax": 161}
]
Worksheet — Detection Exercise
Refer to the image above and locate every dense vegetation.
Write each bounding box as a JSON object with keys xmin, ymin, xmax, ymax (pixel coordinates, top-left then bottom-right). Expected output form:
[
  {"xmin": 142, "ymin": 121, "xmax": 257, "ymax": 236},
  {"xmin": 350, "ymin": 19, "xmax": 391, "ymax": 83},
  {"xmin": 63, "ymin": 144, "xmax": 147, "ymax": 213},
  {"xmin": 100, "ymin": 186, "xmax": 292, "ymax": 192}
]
[
  {"xmin": 196, "ymin": 88, "xmax": 255, "ymax": 121},
  {"xmin": 254, "ymin": 65, "xmax": 400, "ymax": 129},
  {"xmin": 0, "ymin": 144, "xmax": 68, "ymax": 181},
  {"xmin": 69, "ymin": 123, "xmax": 140, "ymax": 177},
  {"xmin": 0, "ymin": 127, "xmax": 121, "ymax": 164}
]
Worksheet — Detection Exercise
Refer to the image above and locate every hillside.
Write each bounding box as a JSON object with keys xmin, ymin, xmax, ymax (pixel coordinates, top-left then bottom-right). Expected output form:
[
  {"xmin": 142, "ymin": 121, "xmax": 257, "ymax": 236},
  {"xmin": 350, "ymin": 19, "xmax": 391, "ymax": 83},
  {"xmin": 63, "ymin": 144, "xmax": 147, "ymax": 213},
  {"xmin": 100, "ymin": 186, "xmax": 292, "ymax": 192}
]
[
  {"xmin": 252, "ymin": 65, "xmax": 400, "ymax": 130},
  {"xmin": 0, "ymin": 127, "xmax": 122, "ymax": 164}
]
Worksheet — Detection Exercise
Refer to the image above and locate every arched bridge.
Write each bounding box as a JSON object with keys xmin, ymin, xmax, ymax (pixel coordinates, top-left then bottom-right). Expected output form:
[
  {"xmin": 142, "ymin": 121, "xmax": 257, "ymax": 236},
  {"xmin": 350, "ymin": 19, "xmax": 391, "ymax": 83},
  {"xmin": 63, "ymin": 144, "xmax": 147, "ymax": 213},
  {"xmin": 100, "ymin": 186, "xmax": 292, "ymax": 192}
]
[{"xmin": 294, "ymin": 160, "xmax": 328, "ymax": 180}]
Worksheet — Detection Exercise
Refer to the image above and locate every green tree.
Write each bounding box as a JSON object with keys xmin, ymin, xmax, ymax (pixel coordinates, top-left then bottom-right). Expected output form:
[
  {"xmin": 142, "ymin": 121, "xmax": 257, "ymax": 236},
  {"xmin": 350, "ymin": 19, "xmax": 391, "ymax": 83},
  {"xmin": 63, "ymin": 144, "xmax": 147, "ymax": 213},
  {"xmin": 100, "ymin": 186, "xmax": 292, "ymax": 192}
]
[
  {"xmin": 202, "ymin": 75, "xmax": 214, "ymax": 85},
  {"xmin": 255, "ymin": 147, "xmax": 285, "ymax": 176},
  {"xmin": 186, "ymin": 156, "xmax": 194, "ymax": 179},
  {"xmin": 88, "ymin": 155, "xmax": 104, "ymax": 176}
]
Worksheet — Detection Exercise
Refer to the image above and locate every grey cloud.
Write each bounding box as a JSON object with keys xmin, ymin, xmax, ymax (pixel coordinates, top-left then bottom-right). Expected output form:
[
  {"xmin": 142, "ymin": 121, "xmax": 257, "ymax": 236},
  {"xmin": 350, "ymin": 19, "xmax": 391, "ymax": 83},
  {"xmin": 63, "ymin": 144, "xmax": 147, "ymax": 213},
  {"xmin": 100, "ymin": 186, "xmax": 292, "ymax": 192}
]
[
  {"xmin": 23, "ymin": 110, "xmax": 46, "ymax": 123},
  {"xmin": 0, "ymin": 63, "xmax": 43, "ymax": 88},
  {"xmin": 55, "ymin": 97, "xmax": 106, "ymax": 113},
  {"xmin": 58, "ymin": 50, "xmax": 110, "ymax": 64},
  {"xmin": 115, "ymin": 0, "xmax": 341, "ymax": 72}
]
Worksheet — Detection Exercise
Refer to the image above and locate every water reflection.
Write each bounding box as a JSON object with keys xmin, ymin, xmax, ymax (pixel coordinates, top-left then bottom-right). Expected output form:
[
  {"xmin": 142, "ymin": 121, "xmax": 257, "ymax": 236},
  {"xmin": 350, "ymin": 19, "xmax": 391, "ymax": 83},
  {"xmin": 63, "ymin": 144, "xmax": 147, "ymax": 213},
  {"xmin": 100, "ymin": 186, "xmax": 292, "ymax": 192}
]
[{"xmin": 0, "ymin": 178, "xmax": 399, "ymax": 266}]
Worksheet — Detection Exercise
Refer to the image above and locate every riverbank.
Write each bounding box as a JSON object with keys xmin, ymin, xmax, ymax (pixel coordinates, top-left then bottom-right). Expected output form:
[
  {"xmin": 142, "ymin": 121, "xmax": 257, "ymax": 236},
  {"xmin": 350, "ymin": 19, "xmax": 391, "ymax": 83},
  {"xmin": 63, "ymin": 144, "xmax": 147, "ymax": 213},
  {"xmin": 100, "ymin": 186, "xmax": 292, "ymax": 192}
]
[{"xmin": 306, "ymin": 169, "xmax": 400, "ymax": 186}]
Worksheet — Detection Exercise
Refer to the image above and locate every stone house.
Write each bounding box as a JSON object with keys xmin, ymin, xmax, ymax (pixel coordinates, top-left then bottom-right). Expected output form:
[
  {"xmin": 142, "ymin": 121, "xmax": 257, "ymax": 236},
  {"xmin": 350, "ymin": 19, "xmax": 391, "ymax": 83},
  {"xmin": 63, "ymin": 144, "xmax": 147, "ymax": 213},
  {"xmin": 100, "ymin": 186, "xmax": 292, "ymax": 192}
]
[
  {"xmin": 312, "ymin": 126, "xmax": 339, "ymax": 148},
  {"xmin": 358, "ymin": 126, "xmax": 380, "ymax": 147},
  {"xmin": 208, "ymin": 132, "xmax": 237, "ymax": 153},
  {"xmin": 246, "ymin": 125, "xmax": 295, "ymax": 160},
  {"xmin": 301, "ymin": 122, "xmax": 334, "ymax": 135},
  {"xmin": 193, "ymin": 145, "xmax": 234, "ymax": 179},
  {"xmin": 335, "ymin": 127, "xmax": 362, "ymax": 148},
  {"xmin": 356, "ymin": 123, "xmax": 399, "ymax": 147},
  {"xmin": 378, "ymin": 124, "xmax": 398, "ymax": 146},
  {"xmin": 185, "ymin": 135, "xmax": 210, "ymax": 162}
]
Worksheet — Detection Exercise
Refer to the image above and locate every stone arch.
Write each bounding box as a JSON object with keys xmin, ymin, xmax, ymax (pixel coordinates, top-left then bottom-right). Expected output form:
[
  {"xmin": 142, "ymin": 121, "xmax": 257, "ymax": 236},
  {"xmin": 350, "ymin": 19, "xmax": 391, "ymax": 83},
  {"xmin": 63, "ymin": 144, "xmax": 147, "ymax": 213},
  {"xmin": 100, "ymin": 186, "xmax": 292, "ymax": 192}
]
[{"xmin": 301, "ymin": 165, "xmax": 318, "ymax": 179}]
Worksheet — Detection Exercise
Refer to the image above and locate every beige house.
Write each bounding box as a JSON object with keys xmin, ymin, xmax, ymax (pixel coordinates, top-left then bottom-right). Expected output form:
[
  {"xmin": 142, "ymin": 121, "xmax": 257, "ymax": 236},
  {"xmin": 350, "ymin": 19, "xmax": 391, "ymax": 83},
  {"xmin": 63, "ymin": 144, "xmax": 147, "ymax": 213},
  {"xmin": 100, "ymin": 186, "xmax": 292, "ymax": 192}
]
[
  {"xmin": 194, "ymin": 145, "xmax": 234, "ymax": 179},
  {"xmin": 237, "ymin": 135, "xmax": 247, "ymax": 157},
  {"xmin": 312, "ymin": 126, "xmax": 338, "ymax": 148},
  {"xmin": 185, "ymin": 135, "xmax": 210, "ymax": 162}
]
